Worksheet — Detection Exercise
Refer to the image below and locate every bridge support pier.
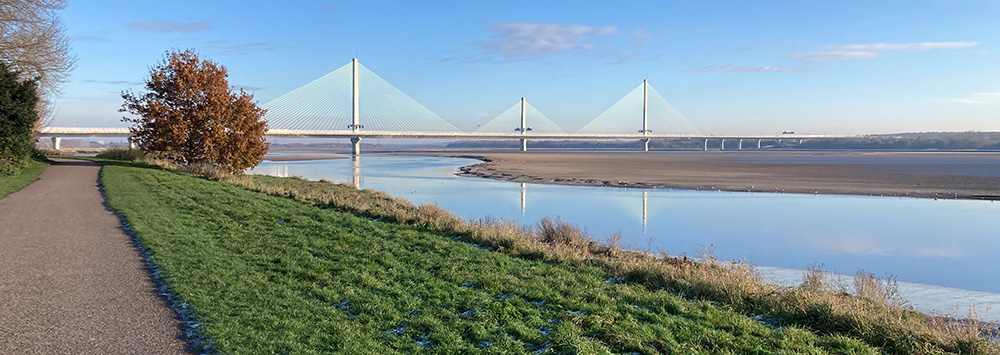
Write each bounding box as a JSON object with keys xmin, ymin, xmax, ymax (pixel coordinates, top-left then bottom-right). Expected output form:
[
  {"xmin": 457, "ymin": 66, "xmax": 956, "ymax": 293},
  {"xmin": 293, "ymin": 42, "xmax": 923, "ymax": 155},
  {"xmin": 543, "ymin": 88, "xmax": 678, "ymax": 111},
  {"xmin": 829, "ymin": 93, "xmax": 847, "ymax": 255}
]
[
  {"xmin": 641, "ymin": 138, "xmax": 650, "ymax": 152},
  {"xmin": 51, "ymin": 136, "xmax": 61, "ymax": 150},
  {"xmin": 704, "ymin": 139, "xmax": 708, "ymax": 151},
  {"xmin": 720, "ymin": 139, "xmax": 725, "ymax": 151},
  {"xmin": 520, "ymin": 138, "xmax": 527, "ymax": 152},
  {"xmin": 757, "ymin": 139, "xmax": 762, "ymax": 150},
  {"xmin": 350, "ymin": 137, "xmax": 361, "ymax": 156},
  {"xmin": 738, "ymin": 139, "xmax": 743, "ymax": 150},
  {"xmin": 128, "ymin": 136, "xmax": 137, "ymax": 149}
]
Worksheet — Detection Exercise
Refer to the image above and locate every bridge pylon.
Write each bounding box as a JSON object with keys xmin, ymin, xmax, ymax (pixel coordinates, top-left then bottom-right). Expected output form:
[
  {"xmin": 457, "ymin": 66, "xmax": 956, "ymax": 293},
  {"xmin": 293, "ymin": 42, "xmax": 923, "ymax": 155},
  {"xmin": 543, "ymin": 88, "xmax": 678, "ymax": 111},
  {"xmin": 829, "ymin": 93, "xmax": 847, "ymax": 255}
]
[
  {"xmin": 350, "ymin": 58, "xmax": 362, "ymax": 156},
  {"xmin": 640, "ymin": 79, "xmax": 650, "ymax": 152}
]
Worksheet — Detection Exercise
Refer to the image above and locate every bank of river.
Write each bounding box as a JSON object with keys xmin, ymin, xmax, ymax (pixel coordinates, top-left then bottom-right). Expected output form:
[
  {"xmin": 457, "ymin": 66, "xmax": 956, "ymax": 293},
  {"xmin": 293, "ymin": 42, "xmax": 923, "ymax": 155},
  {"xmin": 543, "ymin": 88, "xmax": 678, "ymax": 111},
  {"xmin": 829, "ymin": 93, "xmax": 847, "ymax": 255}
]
[{"xmin": 253, "ymin": 153, "xmax": 1000, "ymax": 320}]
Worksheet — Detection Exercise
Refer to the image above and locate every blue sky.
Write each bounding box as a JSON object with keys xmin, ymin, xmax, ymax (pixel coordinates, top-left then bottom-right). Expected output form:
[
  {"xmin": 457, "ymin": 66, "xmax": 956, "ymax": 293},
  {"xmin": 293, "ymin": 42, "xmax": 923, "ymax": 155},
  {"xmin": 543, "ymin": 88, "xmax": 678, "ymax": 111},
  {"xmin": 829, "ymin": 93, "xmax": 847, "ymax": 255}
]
[{"xmin": 52, "ymin": 0, "xmax": 999, "ymax": 134}]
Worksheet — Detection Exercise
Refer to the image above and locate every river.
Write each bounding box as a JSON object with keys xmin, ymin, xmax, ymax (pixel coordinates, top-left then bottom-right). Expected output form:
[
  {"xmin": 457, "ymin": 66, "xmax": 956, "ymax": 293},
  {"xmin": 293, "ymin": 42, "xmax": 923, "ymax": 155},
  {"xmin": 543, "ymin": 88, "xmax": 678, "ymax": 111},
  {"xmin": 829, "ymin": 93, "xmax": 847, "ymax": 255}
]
[{"xmin": 250, "ymin": 153, "xmax": 1000, "ymax": 320}]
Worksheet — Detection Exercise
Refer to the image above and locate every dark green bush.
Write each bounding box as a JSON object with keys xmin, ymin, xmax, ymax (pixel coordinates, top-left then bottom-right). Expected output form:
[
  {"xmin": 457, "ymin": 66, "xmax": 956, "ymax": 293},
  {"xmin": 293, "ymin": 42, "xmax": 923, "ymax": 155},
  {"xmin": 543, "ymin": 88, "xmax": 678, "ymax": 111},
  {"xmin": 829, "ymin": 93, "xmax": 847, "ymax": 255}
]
[{"xmin": 0, "ymin": 62, "xmax": 40, "ymax": 176}]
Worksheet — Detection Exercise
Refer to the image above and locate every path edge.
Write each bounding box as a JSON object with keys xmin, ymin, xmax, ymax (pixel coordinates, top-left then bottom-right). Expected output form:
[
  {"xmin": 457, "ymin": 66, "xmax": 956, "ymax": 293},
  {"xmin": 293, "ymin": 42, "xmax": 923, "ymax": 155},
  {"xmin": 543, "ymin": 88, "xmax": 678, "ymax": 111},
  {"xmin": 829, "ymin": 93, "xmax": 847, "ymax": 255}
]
[{"xmin": 96, "ymin": 165, "xmax": 211, "ymax": 354}]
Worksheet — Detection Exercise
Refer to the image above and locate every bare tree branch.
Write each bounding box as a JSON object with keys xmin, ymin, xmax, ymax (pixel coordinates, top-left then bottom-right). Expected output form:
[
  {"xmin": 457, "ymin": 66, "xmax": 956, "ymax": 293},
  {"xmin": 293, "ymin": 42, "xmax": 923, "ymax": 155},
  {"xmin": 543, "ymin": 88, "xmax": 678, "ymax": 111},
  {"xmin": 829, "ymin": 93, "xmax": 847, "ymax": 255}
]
[{"xmin": 0, "ymin": 0, "xmax": 77, "ymax": 125}]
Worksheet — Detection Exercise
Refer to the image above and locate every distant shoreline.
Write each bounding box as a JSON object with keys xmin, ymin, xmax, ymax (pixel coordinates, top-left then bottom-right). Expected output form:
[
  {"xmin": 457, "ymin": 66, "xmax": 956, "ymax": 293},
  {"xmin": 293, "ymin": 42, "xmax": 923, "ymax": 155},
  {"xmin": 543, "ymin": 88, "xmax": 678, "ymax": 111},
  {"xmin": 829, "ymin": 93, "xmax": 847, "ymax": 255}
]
[{"xmin": 395, "ymin": 150, "xmax": 1000, "ymax": 201}]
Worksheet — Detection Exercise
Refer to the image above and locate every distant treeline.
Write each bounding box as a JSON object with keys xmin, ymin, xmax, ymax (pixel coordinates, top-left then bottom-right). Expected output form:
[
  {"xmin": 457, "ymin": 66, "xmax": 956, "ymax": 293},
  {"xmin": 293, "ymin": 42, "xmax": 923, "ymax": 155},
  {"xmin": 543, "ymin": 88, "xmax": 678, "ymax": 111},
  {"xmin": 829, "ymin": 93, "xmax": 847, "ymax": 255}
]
[{"xmin": 797, "ymin": 132, "xmax": 1000, "ymax": 150}]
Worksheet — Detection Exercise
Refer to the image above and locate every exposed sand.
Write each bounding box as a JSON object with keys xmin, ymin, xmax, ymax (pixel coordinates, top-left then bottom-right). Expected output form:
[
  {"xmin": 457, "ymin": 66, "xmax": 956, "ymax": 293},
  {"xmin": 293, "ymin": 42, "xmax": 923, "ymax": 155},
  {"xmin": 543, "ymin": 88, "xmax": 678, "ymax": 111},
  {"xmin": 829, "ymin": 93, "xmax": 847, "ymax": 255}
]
[{"xmin": 418, "ymin": 150, "xmax": 1000, "ymax": 201}]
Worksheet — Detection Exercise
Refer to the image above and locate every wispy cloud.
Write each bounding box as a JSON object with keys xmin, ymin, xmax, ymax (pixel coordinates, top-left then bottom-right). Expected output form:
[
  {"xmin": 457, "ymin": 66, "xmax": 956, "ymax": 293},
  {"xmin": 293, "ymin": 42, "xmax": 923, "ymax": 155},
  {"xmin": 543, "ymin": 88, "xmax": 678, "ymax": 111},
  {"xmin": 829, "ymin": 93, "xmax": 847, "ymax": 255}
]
[
  {"xmin": 321, "ymin": 6, "xmax": 338, "ymax": 13},
  {"xmin": 83, "ymin": 79, "xmax": 144, "ymax": 86},
  {"xmin": 690, "ymin": 65, "xmax": 812, "ymax": 73},
  {"xmin": 791, "ymin": 41, "xmax": 978, "ymax": 62},
  {"xmin": 475, "ymin": 23, "xmax": 619, "ymax": 60},
  {"xmin": 827, "ymin": 41, "xmax": 978, "ymax": 51},
  {"xmin": 202, "ymin": 40, "xmax": 288, "ymax": 55},
  {"xmin": 951, "ymin": 92, "xmax": 1000, "ymax": 104},
  {"xmin": 127, "ymin": 19, "xmax": 212, "ymax": 33},
  {"xmin": 789, "ymin": 50, "xmax": 880, "ymax": 62}
]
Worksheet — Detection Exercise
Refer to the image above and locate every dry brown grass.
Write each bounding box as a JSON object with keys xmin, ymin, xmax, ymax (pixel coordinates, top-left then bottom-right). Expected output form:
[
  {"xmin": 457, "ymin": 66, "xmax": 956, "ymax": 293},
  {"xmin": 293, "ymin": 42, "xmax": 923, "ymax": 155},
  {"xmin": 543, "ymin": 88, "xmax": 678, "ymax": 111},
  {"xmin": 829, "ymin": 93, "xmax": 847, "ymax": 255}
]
[
  {"xmin": 176, "ymin": 162, "xmax": 231, "ymax": 180},
  {"xmin": 220, "ymin": 173, "xmax": 997, "ymax": 355}
]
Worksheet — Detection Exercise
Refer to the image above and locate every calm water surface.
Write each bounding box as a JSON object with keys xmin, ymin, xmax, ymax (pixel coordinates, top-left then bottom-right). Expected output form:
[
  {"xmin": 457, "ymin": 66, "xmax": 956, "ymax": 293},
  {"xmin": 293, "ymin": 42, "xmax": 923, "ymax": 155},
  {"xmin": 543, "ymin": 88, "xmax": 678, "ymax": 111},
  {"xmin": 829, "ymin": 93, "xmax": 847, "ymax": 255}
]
[{"xmin": 251, "ymin": 153, "xmax": 1000, "ymax": 319}]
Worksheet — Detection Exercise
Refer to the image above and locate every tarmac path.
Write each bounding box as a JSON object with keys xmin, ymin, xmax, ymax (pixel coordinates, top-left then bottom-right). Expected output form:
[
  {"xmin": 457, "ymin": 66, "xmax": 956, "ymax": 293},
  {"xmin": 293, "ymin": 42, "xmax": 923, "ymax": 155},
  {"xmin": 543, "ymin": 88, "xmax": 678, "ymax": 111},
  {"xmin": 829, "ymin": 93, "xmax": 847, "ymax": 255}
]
[{"xmin": 0, "ymin": 159, "xmax": 189, "ymax": 354}]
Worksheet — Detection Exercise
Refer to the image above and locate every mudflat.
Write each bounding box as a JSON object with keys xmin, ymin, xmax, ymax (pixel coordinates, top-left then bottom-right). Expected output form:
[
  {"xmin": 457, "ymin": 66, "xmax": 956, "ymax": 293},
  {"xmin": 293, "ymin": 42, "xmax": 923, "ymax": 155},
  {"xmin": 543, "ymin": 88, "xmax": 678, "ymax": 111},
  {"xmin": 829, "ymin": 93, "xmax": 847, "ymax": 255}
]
[
  {"xmin": 0, "ymin": 159, "xmax": 189, "ymax": 354},
  {"xmin": 438, "ymin": 150, "xmax": 1000, "ymax": 200}
]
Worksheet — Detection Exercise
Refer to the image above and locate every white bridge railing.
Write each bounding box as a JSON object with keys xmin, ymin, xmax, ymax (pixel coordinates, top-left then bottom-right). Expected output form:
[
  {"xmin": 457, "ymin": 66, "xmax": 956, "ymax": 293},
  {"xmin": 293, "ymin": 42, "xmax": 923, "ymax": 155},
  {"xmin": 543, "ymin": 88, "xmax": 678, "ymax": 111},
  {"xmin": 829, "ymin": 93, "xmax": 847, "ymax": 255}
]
[{"xmin": 37, "ymin": 126, "xmax": 855, "ymax": 153}]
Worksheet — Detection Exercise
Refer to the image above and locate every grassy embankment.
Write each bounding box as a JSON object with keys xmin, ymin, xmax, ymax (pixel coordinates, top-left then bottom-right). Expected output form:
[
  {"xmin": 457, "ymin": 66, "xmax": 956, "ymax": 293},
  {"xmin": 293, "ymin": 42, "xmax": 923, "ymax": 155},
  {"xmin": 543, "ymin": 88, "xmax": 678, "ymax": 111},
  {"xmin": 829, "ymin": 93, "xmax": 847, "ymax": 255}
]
[
  {"xmin": 95, "ymin": 151, "xmax": 995, "ymax": 354},
  {"xmin": 0, "ymin": 156, "xmax": 49, "ymax": 198}
]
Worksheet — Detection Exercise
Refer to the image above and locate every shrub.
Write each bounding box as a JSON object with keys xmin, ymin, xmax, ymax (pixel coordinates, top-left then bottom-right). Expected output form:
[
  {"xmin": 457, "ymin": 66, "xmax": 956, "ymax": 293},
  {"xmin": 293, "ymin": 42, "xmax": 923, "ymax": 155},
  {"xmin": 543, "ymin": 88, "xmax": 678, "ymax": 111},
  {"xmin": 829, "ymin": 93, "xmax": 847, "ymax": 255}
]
[
  {"xmin": 0, "ymin": 62, "xmax": 40, "ymax": 175},
  {"xmin": 95, "ymin": 148, "xmax": 147, "ymax": 161}
]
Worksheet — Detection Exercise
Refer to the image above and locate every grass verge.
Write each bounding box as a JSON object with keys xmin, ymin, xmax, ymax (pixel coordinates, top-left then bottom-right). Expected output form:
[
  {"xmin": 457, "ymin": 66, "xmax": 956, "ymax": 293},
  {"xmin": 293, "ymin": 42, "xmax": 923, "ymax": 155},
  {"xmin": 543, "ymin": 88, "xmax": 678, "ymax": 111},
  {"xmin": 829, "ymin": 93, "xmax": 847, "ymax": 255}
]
[
  {"xmin": 102, "ymin": 164, "xmax": 889, "ymax": 354},
  {"xmin": 222, "ymin": 173, "xmax": 997, "ymax": 355},
  {"xmin": 0, "ymin": 157, "xmax": 50, "ymax": 198}
]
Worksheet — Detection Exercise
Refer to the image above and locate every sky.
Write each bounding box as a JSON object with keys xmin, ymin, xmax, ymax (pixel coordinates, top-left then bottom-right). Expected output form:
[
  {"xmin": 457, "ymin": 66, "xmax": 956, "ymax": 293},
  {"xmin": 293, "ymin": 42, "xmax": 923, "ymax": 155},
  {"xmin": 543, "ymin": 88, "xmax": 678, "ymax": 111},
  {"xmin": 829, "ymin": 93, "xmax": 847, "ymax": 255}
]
[{"xmin": 50, "ymin": 0, "xmax": 1000, "ymax": 135}]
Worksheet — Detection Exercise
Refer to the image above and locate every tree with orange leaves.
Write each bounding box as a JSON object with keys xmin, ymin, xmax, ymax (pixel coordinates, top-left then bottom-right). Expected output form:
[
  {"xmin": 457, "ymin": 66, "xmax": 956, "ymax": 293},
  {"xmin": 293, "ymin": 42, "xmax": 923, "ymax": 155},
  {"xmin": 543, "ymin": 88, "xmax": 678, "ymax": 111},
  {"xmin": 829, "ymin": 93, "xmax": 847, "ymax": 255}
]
[{"xmin": 120, "ymin": 49, "xmax": 268, "ymax": 174}]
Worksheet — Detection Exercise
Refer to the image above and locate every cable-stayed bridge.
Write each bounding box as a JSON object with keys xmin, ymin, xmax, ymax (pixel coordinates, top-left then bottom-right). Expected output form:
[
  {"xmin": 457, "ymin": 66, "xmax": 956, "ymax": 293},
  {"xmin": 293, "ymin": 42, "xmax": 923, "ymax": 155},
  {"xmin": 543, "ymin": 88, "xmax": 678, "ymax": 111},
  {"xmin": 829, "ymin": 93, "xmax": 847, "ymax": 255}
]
[{"xmin": 40, "ymin": 58, "xmax": 852, "ymax": 154}]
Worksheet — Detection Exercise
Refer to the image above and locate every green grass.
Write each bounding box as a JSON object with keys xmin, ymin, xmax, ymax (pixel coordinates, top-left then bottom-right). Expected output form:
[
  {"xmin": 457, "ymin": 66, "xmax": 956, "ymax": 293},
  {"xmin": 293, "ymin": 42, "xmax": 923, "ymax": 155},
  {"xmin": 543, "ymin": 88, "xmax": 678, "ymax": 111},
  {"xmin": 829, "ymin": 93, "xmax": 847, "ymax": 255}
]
[
  {"xmin": 101, "ymin": 164, "xmax": 884, "ymax": 354},
  {"xmin": 0, "ymin": 158, "xmax": 49, "ymax": 198},
  {"xmin": 225, "ymin": 173, "xmax": 996, "ymax": 355}
]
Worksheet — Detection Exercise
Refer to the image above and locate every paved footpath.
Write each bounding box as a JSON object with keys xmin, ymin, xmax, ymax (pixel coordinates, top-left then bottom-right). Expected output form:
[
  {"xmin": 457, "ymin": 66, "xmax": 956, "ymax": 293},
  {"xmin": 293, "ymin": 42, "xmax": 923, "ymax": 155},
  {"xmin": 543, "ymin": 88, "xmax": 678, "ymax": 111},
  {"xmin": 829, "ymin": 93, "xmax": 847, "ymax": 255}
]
[{"xmin": 0, "ymin": 159, "xmax": 189, "ymax": 354}]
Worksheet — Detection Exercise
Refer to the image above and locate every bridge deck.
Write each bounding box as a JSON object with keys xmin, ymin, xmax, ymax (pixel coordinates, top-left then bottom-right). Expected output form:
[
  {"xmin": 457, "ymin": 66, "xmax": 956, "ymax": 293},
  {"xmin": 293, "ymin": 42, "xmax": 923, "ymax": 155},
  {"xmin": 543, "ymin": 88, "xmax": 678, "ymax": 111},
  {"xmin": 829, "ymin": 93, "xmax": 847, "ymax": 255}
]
[{"xmin": 37, "ymin": 127, "xmax": 854, "ymax": 140}]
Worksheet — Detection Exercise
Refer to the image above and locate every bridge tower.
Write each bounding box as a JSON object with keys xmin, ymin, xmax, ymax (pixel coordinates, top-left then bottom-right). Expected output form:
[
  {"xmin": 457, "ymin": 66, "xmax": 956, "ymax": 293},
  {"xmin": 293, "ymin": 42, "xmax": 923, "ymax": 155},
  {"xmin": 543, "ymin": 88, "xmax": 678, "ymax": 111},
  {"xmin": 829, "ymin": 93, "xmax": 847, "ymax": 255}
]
[
  {"xmin": 640, "ymin": 79, "xmax": 651, "ymax": 151},
  {"xmin": 349, "ymin": 57, "xmax": 362, "ymax": 156}
]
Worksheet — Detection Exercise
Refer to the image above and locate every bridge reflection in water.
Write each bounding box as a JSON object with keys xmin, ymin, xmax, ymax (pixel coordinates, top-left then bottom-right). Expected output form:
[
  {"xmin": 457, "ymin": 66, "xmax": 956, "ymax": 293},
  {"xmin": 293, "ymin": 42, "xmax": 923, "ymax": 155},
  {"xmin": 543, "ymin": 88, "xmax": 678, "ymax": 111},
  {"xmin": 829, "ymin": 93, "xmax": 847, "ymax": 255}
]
[{"xmin": 248, "ymin": 153, "xmax": 1000, "ymax": 318}]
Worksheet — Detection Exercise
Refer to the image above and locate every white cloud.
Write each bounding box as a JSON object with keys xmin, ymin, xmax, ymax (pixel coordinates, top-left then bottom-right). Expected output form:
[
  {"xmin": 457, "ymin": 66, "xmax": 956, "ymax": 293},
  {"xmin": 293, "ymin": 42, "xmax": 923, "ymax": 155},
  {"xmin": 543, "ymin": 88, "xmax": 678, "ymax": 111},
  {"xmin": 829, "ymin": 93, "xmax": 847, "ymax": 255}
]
[
  {"xmin": 127, "ymin": 19, "xmax": 211, "ymax": 33},
  {"xmin": 475, "ymin": 23, "xmax": 619, "ymax": 60},
  {"xmin": 690, "ymin": 65, "xmax": 811, "ymax": 73},
  {"xmin": 791, "ymin": 41, "xmax": 977, "ymax": 62},
  {"xmin": 629, "ymin": 28, "xmax": 652, "ymax": 44},
  {"xmin": 827, "ymin": 41, "xmax": 978, "ymax": 52},
  {"xmin": 789, "ymin": 50, "xmax": 880, "ymax": 62}
]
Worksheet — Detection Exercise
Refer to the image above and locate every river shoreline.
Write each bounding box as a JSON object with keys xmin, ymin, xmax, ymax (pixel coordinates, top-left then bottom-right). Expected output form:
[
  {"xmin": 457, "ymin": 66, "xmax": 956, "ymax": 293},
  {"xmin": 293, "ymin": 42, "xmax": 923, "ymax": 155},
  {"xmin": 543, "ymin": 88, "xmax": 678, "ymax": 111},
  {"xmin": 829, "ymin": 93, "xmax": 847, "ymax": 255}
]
[{"xmin": 394, "ymin": 150, "xmax": 1000, "ymax": 201}]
